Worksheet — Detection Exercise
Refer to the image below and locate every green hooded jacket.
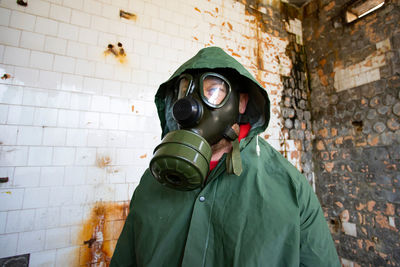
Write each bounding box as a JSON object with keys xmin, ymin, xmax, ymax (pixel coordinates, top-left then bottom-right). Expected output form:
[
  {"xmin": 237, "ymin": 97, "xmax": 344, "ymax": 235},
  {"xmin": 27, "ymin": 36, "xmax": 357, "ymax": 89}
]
[{"xmin": 110, "ymin": 47, "xmax": 341, "ymax": 267}]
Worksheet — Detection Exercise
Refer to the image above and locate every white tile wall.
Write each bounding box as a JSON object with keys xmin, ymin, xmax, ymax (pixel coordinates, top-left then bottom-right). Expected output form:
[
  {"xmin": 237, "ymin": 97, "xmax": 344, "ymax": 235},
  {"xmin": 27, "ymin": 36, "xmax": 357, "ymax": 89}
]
[
  {"xmin": 28, "ymin": 147, "xmax": 53, "ymax": 166},
  {"xmin": 57, "ymin": 109, "xmax": 79, "ymax": 127},
  {"xmin": 27, "ymin": 0, "xmax": 50, "ymax": 17},
  {"xmin": 35, "ymin": 17, "xmax": 58, "ymax": 36},
  {"xmin": 64, "ymin": 166, "xmax": 86, "ymax": 185},
  {"xmin": 22, "ymin": 88, "xmax": 49, "ymax": 106},
  {"xmin": 70, "ymin": 9, "xmax": 91, "ymax": 27},
  {"xmin": 49, "ymin": 186, "xmax": 73, "ymax": 207},
  {"xmin": 23, "ymin": 187, "xmax": 50, "ymax": 209},
  {"xmin": 34, "ymin": 207, "xmax": 60, "ymax": 230},
  {"xmin": 38, "ymin": 70, "xmax": 62, "ymax": 90},
  {"xmin": 44, "ymin": 36, "xmax": 67, "ymax": 55},
  {"xmin": 0, "ymin": 233, "xmax": 18, "ymax": 257},
  {"xmin": 53, "ymin": 55, "xmax": 75, "ymax": 74},
  {"xmin": 0, "ymin": 8, "xmax": 11, "ymax": 26},
  {"xmin": 45, "ymin": 226, "xmax": 70, "ymax": 249},
  {"xmin": 10, "ymin": 11, "xmax": 36, "ymax": 31},
  {"xmin": 53, "ymin": 147, "xmax": 75, "ymax": 165},
  {"xmin": 17, "ymin": 230, "xmax": 46, "ymax": 254},
  {"xmin": 3, "ymin": 46, "xmax": 30, "ymax": 67},
  {"xmin": 0, "ymin": 0, "xmax": 294, "ymax": 264},
  {"xmin": 0, "ymin": 212, "xmax": 6, "ymax": 234},
  {"xmin": 0, "ymin": 188, "xmax": 24, "ymax": 211},
  {"xmin": 0, "ymin": 26, "xmax": 20, "ymax": 46},
  {"xmin": 42, "ymin": 127, "xmax": 66, "ymax": 146},
  {"xmin": 55, "ymin": 246, "xmax": 79, "ymax": 267},
  {"xmin": 33, "ymin": 107, "xmax": 58, "ymax": 126},
  {"xmin": 40, "ymin": 166, "xmax": 64, "ymax": 186},
  {"xmin": 58, "ymin": 23, "xmax": 79, "ymax": 41},
  {"xmin": 14, "ymin": 166, "xmax": 41, "ymax": 187},
  {"xmin": 14, "ymin": 67, "xmax": 40, "ymax": 87},
  {"xmin": 6, "ymin": 209, "xmax": 35, "ymax": 233},
  {"xmin": 17, "ymin": 126, "xmax": 43, "ymax": 145},
  {"xmin": 29, "ymin": 249, "xmax": 56, "ymax": 267},
  {"xmin": 0, "ymin": 146, "xmax": 29, "ymax": 167},
  {"xmin": 49, "ymin": 4, "xmax": 71, "ymax": 23},
  {"xmin": 0, "ymin": 125, "xmax": 18, "ymax": 145},
  {"xmin": 7, "ymin": 106, "xmax": 34, "ymax": 125}
]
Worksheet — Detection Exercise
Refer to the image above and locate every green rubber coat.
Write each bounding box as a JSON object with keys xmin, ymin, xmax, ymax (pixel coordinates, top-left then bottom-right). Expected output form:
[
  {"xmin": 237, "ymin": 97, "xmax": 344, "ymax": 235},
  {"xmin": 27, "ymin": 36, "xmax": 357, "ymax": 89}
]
[{"xmin": 110, "ymin": 47, "xmax": 341, "ymax": 267}]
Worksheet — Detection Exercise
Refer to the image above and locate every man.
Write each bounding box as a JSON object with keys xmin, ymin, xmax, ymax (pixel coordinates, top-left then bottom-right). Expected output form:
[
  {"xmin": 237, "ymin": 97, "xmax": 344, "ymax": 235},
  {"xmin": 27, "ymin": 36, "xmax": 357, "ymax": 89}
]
[{"xmin": 110, "ymin": 47, "xmax": 340, "ymax": 266}]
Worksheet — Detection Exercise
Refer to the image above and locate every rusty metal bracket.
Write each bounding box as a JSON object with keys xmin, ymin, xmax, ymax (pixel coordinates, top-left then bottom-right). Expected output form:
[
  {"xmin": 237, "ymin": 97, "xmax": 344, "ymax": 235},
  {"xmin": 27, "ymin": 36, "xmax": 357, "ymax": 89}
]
[{"xmin": 84, "ymin": 238, "xmax": 96, "ymax": 248}]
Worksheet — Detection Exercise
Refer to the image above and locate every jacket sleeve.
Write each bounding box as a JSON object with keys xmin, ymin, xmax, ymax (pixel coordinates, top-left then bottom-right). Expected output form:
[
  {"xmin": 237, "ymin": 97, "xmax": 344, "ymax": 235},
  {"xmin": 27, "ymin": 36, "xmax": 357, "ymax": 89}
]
[
  {"xmin": 297, "ymin": 175, "xmax": 341, "ymax": 267},
  {"xmin": 110, "ymin": 195, "xmax": 137, "ymax": 267}
]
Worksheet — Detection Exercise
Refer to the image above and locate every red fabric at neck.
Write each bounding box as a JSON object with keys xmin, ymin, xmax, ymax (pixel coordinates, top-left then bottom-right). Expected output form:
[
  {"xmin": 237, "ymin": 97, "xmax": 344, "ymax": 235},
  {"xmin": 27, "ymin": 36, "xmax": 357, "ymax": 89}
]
[{"xmin": 209, "ymin": 123, "xmax": 251, "ymax": 171}]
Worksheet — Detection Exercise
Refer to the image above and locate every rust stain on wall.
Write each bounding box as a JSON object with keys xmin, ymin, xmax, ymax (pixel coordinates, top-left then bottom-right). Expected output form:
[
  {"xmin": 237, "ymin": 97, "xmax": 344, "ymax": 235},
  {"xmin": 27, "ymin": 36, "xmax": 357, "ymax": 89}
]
[
  {"xmin": 96, "ymin": 155, "xmax": 112, "ymax": 169},
  {"xmin": 78, "ymin": 201, "xmax": 129, "ymax": 266},
  {"xmin": 104, "ymin": 43, "xmax": 127, "ymax": 64}
]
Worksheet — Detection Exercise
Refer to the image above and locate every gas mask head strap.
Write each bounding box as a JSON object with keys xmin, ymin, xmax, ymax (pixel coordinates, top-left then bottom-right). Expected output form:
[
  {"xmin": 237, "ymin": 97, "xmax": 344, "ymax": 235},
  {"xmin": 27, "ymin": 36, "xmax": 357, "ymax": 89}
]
[
  {"xmin": 226, "ymin": 138, "xmax": 242, "ymax": 176},
  {"xmin": 223, "ymin": 126, "xmax": 242, "ymax": 176}
]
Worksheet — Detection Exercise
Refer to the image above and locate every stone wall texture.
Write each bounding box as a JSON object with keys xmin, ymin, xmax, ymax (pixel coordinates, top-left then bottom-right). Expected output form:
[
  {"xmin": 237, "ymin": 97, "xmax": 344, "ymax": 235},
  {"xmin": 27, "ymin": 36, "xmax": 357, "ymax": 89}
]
[{"xmin": 303, "ymin": 0, "xmax": 400, "ymax": 266}]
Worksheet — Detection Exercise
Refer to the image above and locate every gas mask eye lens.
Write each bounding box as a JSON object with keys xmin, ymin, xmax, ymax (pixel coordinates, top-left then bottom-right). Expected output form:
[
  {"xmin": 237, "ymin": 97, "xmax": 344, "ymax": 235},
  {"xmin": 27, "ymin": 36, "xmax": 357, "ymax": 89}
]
[
  {"xmin": 200, "ymin": 73, "xmax": 231, "ymax": 108},
  {"xmin": 178, "ymin": 75, "xmax": 193, "ymax": 99},
  {"xmin": 203, "ymin": 76, "xmax": 227, "ymax": 105}
]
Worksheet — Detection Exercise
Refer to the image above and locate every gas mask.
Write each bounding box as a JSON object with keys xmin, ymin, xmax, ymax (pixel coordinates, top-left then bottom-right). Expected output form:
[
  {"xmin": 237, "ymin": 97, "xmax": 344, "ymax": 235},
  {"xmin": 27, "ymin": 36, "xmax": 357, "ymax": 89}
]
[{"xmin": 150, "ymin": 72, "xmax": 240, "ymax": 190}]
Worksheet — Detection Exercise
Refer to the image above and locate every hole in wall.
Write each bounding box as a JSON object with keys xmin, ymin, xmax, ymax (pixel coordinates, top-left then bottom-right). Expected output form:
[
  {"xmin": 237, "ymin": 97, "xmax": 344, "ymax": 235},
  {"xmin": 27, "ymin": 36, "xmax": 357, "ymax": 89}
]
[
  {"xmin": 329, "ymin": 217, "xmax": 342, "ymax": 233},
  {"xmin": 120, "ymin": 10, "xmax": 136, "ymax": 21},
  {"xmin": 352, "ymin": 120, "xmax": 363, "ymax": 133}
]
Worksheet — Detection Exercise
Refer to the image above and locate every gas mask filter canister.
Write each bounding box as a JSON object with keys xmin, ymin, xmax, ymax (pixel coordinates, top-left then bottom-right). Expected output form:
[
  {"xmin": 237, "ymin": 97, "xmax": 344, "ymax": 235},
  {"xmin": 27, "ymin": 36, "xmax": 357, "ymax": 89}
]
[{"xmin": 150, "ymin": 72, "xmax": 239, "ymax": 191}]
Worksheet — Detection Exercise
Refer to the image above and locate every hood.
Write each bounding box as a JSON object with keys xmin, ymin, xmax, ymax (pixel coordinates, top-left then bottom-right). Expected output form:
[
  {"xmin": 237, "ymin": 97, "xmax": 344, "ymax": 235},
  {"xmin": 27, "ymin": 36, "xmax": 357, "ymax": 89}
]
[{"xmin": 155, "ymin": 46, "xmax": 270, "ymax": 139}]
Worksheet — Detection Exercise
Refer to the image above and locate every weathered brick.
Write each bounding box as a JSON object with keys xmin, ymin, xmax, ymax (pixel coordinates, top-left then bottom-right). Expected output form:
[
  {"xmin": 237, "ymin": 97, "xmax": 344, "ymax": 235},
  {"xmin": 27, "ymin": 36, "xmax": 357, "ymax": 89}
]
[
  {"xmin": 367, "ymin": 109, "xmax": 377, "ymax": 120},
  {"xmin": 370, "ymin": 96, "xmax": 381, "ymax": 108},
  {"xmin": 284, "ymin": 118, "xmax": 293, "ymax": 129},
  {"xmin": 304, "ymin": 1, "xmax": 400, "ymax": 265},
  {"xmin": 373, "ymin": 122, "xmax": 386, "ymax": 133},
  {"xmin": 377, "ymin": 105, "xmax": 389, "ymax": 115},
  {"xmin": 393, "ymin": 103, "xmax": 400, "ymax": 117},
  {"xmin": 388, "ymin": 145, "xmax": 400, "ymax": 160},
  {"xmin": 387, "ymin": 118, "xmax": 400, "ymax": 131},
  {"xmin": 383, "ymin": 94, "xmax": 396, "ymax": 106}
]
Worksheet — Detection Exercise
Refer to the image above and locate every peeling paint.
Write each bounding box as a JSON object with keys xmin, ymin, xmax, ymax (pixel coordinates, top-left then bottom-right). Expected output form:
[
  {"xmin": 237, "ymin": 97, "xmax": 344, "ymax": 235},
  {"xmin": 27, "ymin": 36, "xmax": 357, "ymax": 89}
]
[{"xmin": 79, "ymin": 201, "xmax": 129, "ymax": 266}]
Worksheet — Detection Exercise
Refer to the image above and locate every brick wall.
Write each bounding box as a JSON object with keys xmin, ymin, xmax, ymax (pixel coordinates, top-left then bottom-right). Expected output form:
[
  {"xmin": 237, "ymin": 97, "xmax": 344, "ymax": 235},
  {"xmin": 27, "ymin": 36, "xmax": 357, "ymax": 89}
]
[
  {"xmin": 0, "ymin": 0, "xmax": 302, "ymax": 265},
  {"xmin": 303, "ymin": 0, "xmax": 400, "ymax": 265}
]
